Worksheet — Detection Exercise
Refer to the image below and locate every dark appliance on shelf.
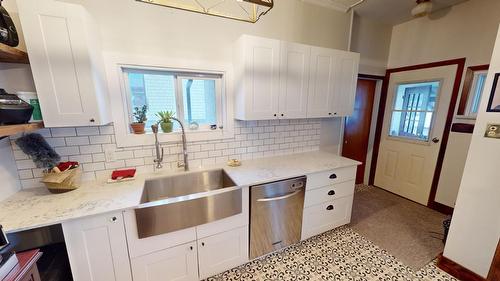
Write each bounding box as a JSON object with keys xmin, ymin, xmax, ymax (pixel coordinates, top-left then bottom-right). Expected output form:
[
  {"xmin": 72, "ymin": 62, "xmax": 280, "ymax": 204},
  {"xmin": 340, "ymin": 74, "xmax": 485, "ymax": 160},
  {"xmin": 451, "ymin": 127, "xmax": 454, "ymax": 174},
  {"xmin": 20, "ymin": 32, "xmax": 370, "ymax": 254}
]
[
  {"xmin": 0, "ymin": 0, "xmax": 19, "ymax": 47},
  {"xmin": 0, "ymin": 88, "xmax": 34, "ymax": 125},
  {"xmin": 0, "ymin": 225, "xmax": 17, "ymax": 280}
]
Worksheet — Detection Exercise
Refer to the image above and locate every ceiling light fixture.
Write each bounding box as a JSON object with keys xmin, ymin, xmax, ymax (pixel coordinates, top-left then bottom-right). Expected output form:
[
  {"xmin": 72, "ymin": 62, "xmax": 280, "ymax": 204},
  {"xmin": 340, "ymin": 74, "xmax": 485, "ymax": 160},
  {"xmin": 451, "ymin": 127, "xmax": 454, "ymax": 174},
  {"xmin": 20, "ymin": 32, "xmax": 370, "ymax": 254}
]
[
  {"xmin": 137, "ymin": 0, "xmax": 273, "ymax": 23},
  {"xmin": 411, "ymin": 0, "xmax": 433, "ymax": 17}
]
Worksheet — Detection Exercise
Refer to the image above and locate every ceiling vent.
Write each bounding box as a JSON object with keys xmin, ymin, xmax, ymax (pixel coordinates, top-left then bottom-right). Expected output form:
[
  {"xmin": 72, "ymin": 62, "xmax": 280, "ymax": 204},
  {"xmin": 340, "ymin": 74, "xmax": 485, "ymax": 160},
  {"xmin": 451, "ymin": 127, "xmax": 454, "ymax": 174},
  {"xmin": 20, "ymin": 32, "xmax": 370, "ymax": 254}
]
[{"xmin": 136, "ymin": 0, "xmax": 273, "ymax": 23}]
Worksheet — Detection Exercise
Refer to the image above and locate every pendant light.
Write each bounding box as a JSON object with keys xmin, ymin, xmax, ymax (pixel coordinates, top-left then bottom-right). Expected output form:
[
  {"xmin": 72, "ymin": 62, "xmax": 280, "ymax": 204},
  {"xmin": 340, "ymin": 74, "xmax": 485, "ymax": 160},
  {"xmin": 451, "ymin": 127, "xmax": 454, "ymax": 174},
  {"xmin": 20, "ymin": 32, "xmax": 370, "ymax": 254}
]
[
  {"xmin": 136, "ymin": 0, "xmax": 273, "ymax": 23},
  {"xmin": 411, "ymin": 0, "xmax": 433, "ymax": 17}
]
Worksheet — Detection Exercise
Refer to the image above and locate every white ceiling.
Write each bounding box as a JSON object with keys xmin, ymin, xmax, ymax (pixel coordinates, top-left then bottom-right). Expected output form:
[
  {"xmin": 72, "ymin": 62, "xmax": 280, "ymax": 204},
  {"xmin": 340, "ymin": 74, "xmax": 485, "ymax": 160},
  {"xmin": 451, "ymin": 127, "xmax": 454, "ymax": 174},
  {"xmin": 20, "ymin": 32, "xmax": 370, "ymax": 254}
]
[{"xmin": 303, "ymin": 0, "xmax": 469, "ymax": 25}]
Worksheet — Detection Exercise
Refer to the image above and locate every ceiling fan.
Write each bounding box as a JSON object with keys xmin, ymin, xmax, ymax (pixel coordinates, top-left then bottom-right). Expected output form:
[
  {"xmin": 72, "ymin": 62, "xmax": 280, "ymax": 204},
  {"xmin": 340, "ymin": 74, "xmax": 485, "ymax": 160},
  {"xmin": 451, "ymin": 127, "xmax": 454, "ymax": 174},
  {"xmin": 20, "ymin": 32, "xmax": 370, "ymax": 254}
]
[{"xmin": 411, "ymin": 0, "xmax": 433, "ymax": 17}]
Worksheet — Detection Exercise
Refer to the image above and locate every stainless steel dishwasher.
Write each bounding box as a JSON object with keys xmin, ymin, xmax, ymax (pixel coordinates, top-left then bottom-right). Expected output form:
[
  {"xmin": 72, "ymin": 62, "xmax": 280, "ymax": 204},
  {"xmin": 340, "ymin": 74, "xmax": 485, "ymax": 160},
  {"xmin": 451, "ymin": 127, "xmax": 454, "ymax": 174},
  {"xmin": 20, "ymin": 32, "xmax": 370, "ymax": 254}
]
[{"xmin": 250, "ymin": 176, "xmax": 306, "ymax": 259}]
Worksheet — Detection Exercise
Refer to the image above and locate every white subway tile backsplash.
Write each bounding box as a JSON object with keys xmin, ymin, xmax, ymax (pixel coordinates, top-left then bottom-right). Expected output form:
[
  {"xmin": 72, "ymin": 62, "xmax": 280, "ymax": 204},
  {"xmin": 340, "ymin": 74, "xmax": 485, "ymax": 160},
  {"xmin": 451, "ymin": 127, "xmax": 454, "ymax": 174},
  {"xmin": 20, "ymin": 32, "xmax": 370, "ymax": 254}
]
[
  {"xmin": 65, "ymin": 136, "xmax": 90, "ymax": 146},
  {"xmin": 50, "ymin": 127, "xmax": 76, "ymax": 137},
  {"xmin": 76, "ymin": 127, "xmax": 100, "ymax": 136},
  {"xmin": 11, "ymin": 119, "xmax": 322, "ymax": 189}
]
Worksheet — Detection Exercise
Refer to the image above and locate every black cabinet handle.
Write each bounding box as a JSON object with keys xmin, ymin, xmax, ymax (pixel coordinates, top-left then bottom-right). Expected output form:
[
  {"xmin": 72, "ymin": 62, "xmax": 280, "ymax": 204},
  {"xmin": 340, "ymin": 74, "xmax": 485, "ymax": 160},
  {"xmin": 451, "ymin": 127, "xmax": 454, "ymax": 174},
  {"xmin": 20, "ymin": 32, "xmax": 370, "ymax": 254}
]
[
  {"xmin": 190, "ymin": 246, "xmax": 193, "ymax": 250},
  {"xmin": 281, "ymin": 114, "xmax": 284, "ymax": 117},
  {"xmin": 201, "ymin": 242, "xmax": 205, "ymax": 246},
  {"xmin": 326, "ymin": 205, "xmax": 334, "ymax": 211},
  {"xmin": 329, "ymin": 174, "xmax": 337, "ymax": 179},
  {"xmin": 274, "ymin": 114, "xmax": 277, "ymax": 117},
  {"xmin": 90, "ymin": 118, "xmax": 95, "ymax": 123},
  {"xmin": 328, "ymin": 113, "xmax": 332, "ymax": 115},
  {"xmin": 328, "ymin": 190, "xmax": 335, "ymax": 196}
]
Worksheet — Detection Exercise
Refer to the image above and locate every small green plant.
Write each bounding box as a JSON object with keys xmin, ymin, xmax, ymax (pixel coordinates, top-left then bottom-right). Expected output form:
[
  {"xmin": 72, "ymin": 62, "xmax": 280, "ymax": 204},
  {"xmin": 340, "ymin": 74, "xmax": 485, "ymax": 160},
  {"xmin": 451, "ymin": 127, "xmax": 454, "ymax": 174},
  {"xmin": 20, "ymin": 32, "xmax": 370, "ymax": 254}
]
[
  {"xmin": 156, "ymin": 110, "xmax": 175, "ymax": 123},
  {"xmin": 132, "ymin": 105, "xmax": 148, "ymax": 123}
]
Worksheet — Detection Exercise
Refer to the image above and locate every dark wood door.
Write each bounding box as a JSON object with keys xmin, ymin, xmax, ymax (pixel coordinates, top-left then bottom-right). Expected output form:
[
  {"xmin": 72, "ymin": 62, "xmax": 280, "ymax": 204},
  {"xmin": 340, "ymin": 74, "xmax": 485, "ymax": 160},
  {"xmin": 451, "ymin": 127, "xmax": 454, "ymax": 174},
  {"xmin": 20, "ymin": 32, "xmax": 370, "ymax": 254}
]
[{"xmin": 342, "ymin": 79, "xmax": 376, "ymax": 184}]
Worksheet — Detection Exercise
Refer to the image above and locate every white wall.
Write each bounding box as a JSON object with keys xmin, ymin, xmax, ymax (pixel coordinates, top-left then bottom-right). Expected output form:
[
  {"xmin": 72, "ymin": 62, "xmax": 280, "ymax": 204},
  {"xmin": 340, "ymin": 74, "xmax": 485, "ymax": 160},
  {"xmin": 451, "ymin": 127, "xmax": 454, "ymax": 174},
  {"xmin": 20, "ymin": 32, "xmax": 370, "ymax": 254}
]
[
  {"xmin": 0, "ymin": 138, "xmax": 21, "ymax": 200},
  {"xmin": 443, "ymin": 24, "xmax": 500, "ymax": 278},
  {"xmin": 388, "ymin": 0, "xmax": 500, "ymax": 68},
  {"xmin": 350, "ymin": 14, "xmax": 392, "ymax": 76}
]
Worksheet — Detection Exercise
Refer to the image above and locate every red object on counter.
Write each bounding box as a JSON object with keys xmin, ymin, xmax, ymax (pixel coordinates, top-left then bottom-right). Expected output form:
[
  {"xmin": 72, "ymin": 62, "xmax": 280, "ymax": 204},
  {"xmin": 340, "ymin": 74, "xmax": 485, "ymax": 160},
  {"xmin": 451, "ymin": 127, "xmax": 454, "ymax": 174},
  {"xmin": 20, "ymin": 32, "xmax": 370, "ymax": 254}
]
[
  {"xmin": 111, "ymin": 168, "xmax": 136, "ymax": 180},
  {"xmin": 3, "ymin": 249, "xmax": 42, "ymax": 281},
  {"xmin": 57, "ymin": 161, "xmax": 79, "ymax": 172}
]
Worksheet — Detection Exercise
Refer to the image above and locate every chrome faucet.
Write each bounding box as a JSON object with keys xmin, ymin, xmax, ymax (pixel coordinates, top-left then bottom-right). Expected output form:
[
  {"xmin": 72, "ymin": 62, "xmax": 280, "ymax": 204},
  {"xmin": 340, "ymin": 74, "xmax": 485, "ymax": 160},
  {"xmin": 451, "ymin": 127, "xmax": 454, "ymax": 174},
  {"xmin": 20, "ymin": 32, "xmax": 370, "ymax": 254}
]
[
  {"xmin": 151, "ymin": 124, "xmax": 164, "ymax": 169},
  {"xmin": 171, "ymin": 117, "xmax": 189, "ymax": 171}
]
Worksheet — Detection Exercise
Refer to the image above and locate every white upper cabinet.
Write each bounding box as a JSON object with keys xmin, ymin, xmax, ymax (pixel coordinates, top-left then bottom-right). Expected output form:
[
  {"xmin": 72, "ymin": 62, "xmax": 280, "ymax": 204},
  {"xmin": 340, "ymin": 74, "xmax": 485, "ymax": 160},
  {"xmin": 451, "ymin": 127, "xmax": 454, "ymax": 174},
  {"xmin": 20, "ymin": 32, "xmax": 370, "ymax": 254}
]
[
  {"xmin": 331, "ymin": 50, "xmax": 359, "ymax": 117},
  {"xmin": 279, "ymin": 41, "xmax": 310, "ymax": 119},
  {"xmin": 17, "ymin": 0, "xmax": 111, "ymax": 127},
  {"xmin": 234, "ymin": 35, "xmax": 280, "ymax": 120},
  {"xmin": 235, "ymin": 35, "xmax": 359, "ymax": 120},
  {"xmin": 62, "ymin": 212, "xmax": 132, "ymax": 281},
  {"xmin": 307, "ymin": 46, "xmax": 338, "ymax": 118}
]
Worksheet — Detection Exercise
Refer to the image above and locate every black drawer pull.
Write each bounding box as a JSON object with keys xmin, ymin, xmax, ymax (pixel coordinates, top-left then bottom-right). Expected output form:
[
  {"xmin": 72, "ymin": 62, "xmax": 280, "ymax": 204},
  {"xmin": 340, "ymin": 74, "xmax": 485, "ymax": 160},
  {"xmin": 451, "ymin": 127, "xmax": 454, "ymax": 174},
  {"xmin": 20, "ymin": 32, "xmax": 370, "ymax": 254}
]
[
  {"xmin": 326, "ymin": 205, "xmax": 334, "ymax": 210},
  {"xmin": 329, "ymin": 174, "xmax": 337, "ymax": 179},
  {"xmin": 328, "ymin": 190, "xmax": 335, "ymax": 196}
]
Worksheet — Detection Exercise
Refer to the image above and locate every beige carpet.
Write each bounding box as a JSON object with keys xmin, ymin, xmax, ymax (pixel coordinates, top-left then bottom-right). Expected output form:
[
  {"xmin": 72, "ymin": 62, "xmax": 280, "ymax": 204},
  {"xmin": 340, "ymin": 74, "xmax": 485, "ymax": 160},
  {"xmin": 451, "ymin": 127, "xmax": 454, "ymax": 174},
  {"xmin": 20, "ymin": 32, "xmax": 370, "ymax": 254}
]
[{"xmin": 349, "ymin": 185, "xmax": 447, "ymax": 271}]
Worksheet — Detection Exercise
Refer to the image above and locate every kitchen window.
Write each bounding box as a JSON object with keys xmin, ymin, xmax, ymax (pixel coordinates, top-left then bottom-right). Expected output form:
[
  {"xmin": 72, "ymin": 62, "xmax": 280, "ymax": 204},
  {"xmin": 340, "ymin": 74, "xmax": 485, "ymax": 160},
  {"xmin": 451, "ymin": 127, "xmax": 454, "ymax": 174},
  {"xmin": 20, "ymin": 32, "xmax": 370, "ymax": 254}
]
[
  {"xmin": 123, "ymin": 68, "xmax": 223, "ymax": 133},
  {"xmin": 388, "ymin": 81, "xmax": 441, "ymax": 142}
]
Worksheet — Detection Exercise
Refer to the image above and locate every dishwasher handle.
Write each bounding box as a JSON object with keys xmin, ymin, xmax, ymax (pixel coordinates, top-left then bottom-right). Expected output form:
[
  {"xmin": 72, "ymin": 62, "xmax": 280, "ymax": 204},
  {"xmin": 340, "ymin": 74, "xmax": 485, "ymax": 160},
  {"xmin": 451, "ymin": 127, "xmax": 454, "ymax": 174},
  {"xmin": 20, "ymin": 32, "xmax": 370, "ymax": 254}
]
[{"xmin": 256, "ymin": 189, "xmax": 302, "ymax": 202}]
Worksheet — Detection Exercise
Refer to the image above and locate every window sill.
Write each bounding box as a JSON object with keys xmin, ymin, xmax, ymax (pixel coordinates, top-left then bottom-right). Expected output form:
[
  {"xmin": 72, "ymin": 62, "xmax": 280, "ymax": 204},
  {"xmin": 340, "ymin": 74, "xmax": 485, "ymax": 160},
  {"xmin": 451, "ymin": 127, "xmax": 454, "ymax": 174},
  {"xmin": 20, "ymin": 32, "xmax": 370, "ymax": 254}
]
[{"xmin": 115, "ymin": 128, "xmax": 234, "ymax": 148}]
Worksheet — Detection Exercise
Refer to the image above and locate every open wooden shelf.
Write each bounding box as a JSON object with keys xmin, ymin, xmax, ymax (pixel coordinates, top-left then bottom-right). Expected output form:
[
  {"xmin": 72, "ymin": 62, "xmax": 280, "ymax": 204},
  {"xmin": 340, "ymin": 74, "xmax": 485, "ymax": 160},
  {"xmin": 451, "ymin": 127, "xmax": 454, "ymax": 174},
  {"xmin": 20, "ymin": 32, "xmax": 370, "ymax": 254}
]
[
  {"xmin": 0, "ymin": 44, "xmax": 29, "ymax": 64},
  {"xmin": 0, "ymin": 122, "xmax": 44, "ymax": 137}
]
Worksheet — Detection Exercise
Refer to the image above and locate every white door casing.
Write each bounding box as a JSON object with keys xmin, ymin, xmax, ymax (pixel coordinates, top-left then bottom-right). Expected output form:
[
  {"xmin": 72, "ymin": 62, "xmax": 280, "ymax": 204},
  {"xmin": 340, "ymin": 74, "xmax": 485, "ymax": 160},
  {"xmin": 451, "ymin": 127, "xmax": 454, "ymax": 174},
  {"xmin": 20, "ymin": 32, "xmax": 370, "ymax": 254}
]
[{"xmin": 374, "ymin": 65, "xmax": 458, "ymax": 205}]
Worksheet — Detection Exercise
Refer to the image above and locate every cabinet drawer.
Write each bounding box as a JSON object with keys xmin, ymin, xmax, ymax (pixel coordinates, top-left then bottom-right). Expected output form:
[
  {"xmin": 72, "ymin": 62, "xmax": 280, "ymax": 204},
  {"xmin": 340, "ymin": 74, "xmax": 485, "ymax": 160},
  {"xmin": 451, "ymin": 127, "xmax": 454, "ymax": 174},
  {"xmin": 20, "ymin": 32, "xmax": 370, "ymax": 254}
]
[
  {"xmin": 304, "ymin": 180, "xmax": 355, "ymax": 207},
  {"xmin": 301, "ymin": 195, "xmax": 353, "ymax": 240},
  {"xmin": 131, "ymin": 241, "xmax": 198, "ymax": 281},
  {"xmin": 306, "ymin": 166, "xmax": 356, "ymax": 190}
]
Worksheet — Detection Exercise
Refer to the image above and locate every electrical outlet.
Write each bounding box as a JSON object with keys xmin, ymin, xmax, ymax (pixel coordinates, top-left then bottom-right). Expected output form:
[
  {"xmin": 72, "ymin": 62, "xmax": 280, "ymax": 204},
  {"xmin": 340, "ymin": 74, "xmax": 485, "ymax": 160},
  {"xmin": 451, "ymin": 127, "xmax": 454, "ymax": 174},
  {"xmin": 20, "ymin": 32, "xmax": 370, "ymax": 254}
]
[
  {"xmin": 105, "ymin": 148, "xmax": 115, "ymax": 162},
  {"xmin": 484, "ymin": 124, "xmax": 500, "ymax": 139}
]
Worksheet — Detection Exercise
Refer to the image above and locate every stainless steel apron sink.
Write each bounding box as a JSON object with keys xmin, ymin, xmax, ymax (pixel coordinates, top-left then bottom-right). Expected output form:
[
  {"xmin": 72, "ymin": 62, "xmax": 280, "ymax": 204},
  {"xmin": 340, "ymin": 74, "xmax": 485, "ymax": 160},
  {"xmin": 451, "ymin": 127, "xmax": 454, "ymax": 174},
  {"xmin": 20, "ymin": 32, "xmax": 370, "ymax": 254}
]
[{"xmin": 135, "ymin": 169, "xmax": 242, "ymax": 239}]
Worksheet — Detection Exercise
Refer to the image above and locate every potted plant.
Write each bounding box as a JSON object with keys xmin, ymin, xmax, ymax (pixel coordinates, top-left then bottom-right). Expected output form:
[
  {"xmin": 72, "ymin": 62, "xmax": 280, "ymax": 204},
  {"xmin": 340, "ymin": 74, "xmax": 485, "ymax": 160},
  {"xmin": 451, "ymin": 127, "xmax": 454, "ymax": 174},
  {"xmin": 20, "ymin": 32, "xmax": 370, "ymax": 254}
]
[
  {"xmin": 130, "ymin": 105, "xmax": 148, "ymax": 134},
  {"xmin": 156, "ymin": 110, "xmax": 175, "ymax": 133}
]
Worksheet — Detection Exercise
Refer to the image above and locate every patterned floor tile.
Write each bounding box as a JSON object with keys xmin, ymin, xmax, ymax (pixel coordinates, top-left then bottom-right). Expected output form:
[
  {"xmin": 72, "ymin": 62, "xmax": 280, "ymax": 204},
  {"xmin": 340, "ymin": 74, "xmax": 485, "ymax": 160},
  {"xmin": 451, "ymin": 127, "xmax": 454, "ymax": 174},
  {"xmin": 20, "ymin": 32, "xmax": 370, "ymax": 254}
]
[{"xmin": 206, "ymin": 227, "xmax": 457, "ymax": 281}]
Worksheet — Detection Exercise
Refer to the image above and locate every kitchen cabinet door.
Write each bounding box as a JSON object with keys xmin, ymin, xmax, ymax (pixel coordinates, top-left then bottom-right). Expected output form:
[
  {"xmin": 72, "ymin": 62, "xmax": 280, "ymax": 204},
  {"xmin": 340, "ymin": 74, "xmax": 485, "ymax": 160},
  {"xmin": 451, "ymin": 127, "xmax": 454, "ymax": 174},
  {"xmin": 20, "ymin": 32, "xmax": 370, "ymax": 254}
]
[
  {"xmin": 198, "ymin": 226, "xmax": 249, "ymax": 279},
  {"xmin": 62, "ymin": 212, "xmax": 132, "ymax": 281},
  {"xmin": 131, "ymin": 242, "xmax": 199, "ymax": 281},
  {"xmin": 307, "ymin": 47, "xmax": 338, "ymax": 118},
  {"xmin": 17, "ymin": 0, "xmax": 111, "ymax": 127},
  {"xmin": 331, "ymin": 50, "xmax": 360, "ymax": 116},
  {"xmin": 279, "ymin": 42, "xmax": 310, "ymax": 119},
  {"xmin": 234, "ymin": 35, "xmax": 280, "ymax": 120}
]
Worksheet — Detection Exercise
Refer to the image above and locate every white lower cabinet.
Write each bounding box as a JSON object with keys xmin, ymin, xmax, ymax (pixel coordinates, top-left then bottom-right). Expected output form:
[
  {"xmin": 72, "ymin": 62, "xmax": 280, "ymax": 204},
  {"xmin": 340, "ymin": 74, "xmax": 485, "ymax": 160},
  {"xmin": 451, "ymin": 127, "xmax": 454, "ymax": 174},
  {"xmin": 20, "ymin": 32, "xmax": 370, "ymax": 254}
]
[
  {"xmin": 62, "ymin": 212, "xmax": 132, "ymax": 281},
  {"xmin": 198, "ymin": 226, "xmax": 249, "ymax": 280},
  {"xmin": 131, "ymin": 242, "xmax": 199, "ymax": 281},
  {"xmin": 301, "ymin": 195, "xmax": 354, "ymax": 240}
]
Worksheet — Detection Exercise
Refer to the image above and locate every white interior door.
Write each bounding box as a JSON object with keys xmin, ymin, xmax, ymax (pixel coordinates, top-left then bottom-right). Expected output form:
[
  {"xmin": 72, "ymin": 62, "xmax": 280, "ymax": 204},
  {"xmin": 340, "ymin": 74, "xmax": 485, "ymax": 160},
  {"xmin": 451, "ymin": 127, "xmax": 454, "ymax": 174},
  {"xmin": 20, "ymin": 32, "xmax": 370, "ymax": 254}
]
[{"xmin": 374, "ymin": 65, "xmax": 458, "ymax": 205}]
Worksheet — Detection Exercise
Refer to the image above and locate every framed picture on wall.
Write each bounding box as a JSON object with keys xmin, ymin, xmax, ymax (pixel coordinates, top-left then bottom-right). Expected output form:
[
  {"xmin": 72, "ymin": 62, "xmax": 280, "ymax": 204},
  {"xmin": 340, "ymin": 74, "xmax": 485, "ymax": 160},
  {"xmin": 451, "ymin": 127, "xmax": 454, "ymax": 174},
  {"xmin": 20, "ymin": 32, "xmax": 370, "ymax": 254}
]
[{"xmin": 487, "ymin": 73, "xmax": 500, "ymax": 112}]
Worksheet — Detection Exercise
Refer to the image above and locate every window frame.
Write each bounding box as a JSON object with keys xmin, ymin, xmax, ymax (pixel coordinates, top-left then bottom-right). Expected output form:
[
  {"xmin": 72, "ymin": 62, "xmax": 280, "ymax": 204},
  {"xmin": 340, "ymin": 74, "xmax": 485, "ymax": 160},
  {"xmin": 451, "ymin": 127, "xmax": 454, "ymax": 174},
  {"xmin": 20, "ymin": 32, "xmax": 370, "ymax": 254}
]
[
  {"xmin": 456, "ymin": 65, "xmax": 489, "ymax": 119},
  {"xmin": 105, "ymin": 54, "xmax": 234, "ymax": 148},
  {"xmin": 387, "ymin": 80, "xmax": 443, "ymax": 144}
]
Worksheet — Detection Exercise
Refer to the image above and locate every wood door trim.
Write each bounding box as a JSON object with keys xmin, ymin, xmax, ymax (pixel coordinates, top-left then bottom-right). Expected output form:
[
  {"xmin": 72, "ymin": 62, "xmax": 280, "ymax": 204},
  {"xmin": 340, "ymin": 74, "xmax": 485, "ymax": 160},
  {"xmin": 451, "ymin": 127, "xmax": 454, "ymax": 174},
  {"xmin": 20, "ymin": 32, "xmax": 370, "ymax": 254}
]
[
  {"xmin": 437, "ymin": 254, "xmax": 486, "ymax": 281},
  {"xmin": 487, "ymin": 240, "xmax": 500, "ymax": 281},
  {"xmin": 368, "ymin": 58, "xmax": 466, "ymax": 213},
  {"xmin": 457, "ymin": 64, "xmax": 489, "ymax": 115},
  {"xmin": 358, "ymin": 73, "xmax": 385, "ymax": 80}
]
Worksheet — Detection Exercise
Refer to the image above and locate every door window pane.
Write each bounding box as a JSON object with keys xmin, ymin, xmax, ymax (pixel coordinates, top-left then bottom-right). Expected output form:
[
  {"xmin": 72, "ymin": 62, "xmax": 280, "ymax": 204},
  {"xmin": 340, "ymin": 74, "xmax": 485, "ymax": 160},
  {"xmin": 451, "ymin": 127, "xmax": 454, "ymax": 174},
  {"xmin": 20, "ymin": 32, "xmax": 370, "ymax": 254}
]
[
  {"xmin": 181, "ymin": 78, "xmax": 217, "ymax": 127},
  {"xmin": 389, "ymin": 81, "xmax": 440, "ymax": 141}
]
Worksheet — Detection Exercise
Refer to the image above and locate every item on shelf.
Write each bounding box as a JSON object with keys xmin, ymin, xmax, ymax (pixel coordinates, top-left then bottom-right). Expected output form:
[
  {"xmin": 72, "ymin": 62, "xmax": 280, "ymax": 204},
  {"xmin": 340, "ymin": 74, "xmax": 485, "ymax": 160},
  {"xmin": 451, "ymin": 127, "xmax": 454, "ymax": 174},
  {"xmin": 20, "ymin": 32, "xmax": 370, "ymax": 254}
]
[
  {"xmin": 0, "ymin": 3, "xmax": 19, "ymax": 47},
  {"xmin": 130, "ymin": 105, "xmax": 147, "ymax": 134},
  {"xmin": 0, "ymin": 89, "xmax": 34, "ymax": 125},
  {"xmin": 108, "ymin": 168, "xmax": 137, "ymax": 183},
  {"xmin": 0, "ymin": 224, "xmax": 17, "ymax": 280},
  {"xmin": 15, "ymin": 133, "xmax": 60, "ymax": 169},
  {"xmin": 189, "ymin": 121, "xmax": 199, "ymax": 130},
  {"xmin": 16, "ymin": 92, "xmax": 42, "ymax": 122},
  {"xmin": 42, "ymin": 162, "xmax": 81, "ymax": 193},
  {"xmin": 156, "ymin": 110, "xmax": 175, "ymax": 133},
  {"xmin": 227, "ymin": 158, "xmax": 242, "ymax": 167}
]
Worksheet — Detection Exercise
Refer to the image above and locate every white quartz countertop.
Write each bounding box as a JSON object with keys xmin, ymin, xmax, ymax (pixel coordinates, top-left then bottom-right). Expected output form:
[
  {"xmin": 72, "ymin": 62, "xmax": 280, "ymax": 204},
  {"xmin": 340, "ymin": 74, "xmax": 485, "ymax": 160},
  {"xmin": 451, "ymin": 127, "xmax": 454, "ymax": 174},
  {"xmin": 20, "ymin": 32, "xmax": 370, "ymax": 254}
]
[{"xmin": 0, "ymin": 151, "xmax": 360, "ymax": 233}]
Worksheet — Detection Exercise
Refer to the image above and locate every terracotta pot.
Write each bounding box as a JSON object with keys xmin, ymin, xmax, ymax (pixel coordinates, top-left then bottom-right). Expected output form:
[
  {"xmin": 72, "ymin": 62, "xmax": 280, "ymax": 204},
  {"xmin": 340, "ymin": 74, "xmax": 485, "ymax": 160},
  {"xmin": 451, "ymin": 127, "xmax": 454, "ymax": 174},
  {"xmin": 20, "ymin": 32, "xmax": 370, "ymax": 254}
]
[
  {"xmin": 130, "ymin": 122, "xmax": 146, "ymax": 134},
  {"xmin": 160, "ymin": 121, "xmax": 173, "ymax": 133}
]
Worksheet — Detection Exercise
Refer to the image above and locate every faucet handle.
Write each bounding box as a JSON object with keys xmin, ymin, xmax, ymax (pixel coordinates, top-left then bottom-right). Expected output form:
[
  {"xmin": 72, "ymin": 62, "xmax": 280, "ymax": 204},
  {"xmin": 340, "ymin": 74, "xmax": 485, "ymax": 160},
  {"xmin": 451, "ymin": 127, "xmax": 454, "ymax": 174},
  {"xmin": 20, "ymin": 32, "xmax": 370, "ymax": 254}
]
[{"xmin": 160, "ymin": 147, "xmax": 164, "ymax": 161}]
